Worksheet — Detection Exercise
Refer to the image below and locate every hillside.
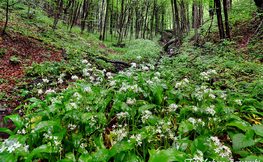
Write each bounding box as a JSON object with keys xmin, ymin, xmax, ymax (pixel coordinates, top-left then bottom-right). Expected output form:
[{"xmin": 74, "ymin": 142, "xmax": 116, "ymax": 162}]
[{"xmin": 0, "ymin": 0, "xmax": 263, "ymax": 161}]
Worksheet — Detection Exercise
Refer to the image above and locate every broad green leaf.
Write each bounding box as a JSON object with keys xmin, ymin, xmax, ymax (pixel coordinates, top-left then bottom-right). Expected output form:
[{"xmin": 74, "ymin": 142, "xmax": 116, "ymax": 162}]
[
  {"xmin": 110, "ymin": 141, "xmax": 135, "ymax": 157},
  {"xmin": 191, "ymin": 135, "xmax": 210, "ymax": 154},
  {"xmin": 65, "ymin": 152, "xmax": 76, "ymax": 161},
  {"xmin": 95, "ymin": 134, "xmax": 106, "ymax": 150},
  {"xmin": 148, "ymin": 148, "xmax": 189, "ymax": 162},
  {"xmin": 232, "ymin": 133, "xmax": 255, "ymax": 151},
  {"xmin": 0, "ymin": 128, "xmax": 14, "ymax": 135},
  {"xmin": 178, "ymin": 121, "xmax": 195, "ymax": 134},
  {"xmin": 72, "ymin": 133, "xmax": 82, "ymax": 148},
  {"xmin": 92, "ymin": 149, "xmax": 110, "ymax": 162},
  {"xmin": 233, "ymin": 150, "xmax": 250, "ymax": 158},
  {"xmin": 4, "ymin": 114, "xmax": 23, "ymax": 130},
  {"xmin": 79, "ymin": 154, "xmax": 92, "ymax": 162},
  {"xmin": 114, "ymin": 151, "xmax": 142, "ymax": 162},
  {"xmin": 226, "ymin": 120, "xmax": 251, "ymax": 131},
  {"xmin": 0, "ymin": 151, "xmax": 15, "ymax": 162},
  {"xmin": 81, "ymin": 113, "xmax": 93, "ymax": 122},
  {"xmin": 239, "ymin": 155, "xmax": 263, "ymax": 161},
  {"xmin": 25, "ymin": 144, "xmax": 54, "ymax": 162},
  {"xmin": 138, "ymin": 104, "xmax": 156, "ymax": 114},
  {"xmin": 34, "ymin": 120, "xmax": 62, "ymax": 133},
  {"xmin": 252, "ymin": 125, "xmax": 263, "ymax": 137}
]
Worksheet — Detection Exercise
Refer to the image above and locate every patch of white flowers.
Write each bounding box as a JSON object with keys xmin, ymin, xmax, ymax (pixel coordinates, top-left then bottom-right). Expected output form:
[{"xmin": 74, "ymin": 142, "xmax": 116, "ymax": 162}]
[
  {"xmin": 0, "ymin": 140, "xmax": 28, "ymax": 153},
  {"xmin": 175, "ymin": 78, "xmax": 189, "ymax": 88},
  {"xmin": 200, "ymin": 69, "xmax": 217, "ymax": 80},
  {"xmin": 209, "ymin": 136, "xmax": 233, "ymax": 161},
  {"xmin": 141, "ymin": 110, "xmax": 152, "ymax": 123},
  {"xmin": 235, "ymin": 99, "xmax": 242, "ymax": 105},
  {"xmin": 116, "ymin": 112, "xmax": 130, "ymax": 120}
]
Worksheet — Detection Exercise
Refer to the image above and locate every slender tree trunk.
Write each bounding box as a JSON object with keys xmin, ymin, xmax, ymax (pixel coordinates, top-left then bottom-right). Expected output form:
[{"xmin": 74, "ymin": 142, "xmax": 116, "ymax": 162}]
[
  {"xmin": 81, "ymin": 0, "xmax": 88, "ymax": 33},
  {"xmin": 117, "ymin": 0, "xmax": 125, "ymax": 45},
  {"xmin": 171, "ymin": 0, "xmax": 176, "ymax": 35},
  {"xmin": 99, "ymin": 0, "xmax": 105, "ymax": 35},
  {"xmin": 194, "ymin": 0, "xmax": 198, "ymax": 45},
  {"xmin": 143, "ymin": 0, "xmax": 149, "ymax": 39},
  {"xmin": 215, "ymin": 0, "xmax": 225, "ymax": 39},
  {"xmin": 199, "ymin": 2, "xmax": 203, "ymax": 27},
  {"xmin": 150, "ymin": 0, "xmax": 156, "ymax": 40},
  {"xmin": 103, "ymin": 0, "xmax": 109, "ymax": 41},
  {"xmin": 223, "ymin": 0, "xmax": 230, "ymax": 39},
  {"xmin": 174, "ymin": 0, "xmax": 182, "ymax": 44},
  {"xmin": 27, "ymin": 0, "xmax": 31, "ymax": 19},
  {"xmin": 2, "ymin": 0, "xmax": 9, "ymax": 36},
  {"xmin": 53, "ymin": 0, "xmax": 63, "ymax": 29}
]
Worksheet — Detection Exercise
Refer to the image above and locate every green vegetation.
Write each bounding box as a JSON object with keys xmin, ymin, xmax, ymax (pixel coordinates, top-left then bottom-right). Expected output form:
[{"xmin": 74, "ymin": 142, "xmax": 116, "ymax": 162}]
[{"xmin": 0, "ymin": 0, "xmax": 263, "ymax": 161}]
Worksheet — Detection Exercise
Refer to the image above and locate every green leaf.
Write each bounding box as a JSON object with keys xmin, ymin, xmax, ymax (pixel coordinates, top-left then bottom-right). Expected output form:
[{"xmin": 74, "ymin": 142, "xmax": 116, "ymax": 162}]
[
  {"xmin": 0, "ymin": 128, "xmax": 14, "ymax": 135},
  {"xmin": 226, "ymin": 120, "xmax": 251, "ymax": 131},
  {"xmin": 92, "ymin": 149, "xmax": 110, "ymax": 162},
  {"xmin": 95, "ymin": 134, "xmax": 106, "ymax": 150},
  {"xmin": 148, "ymin": 148, "xmax": 189, "ymax": 162},
  {"xmin": 25, "ymin": 144, "xmax": 54, "ymax": 162},
  {"xmin": 65, "ymin": 152, "xmax": 76, "ymax": 161},
  {"xmin": 178, "ymin": 121, "xmax": 195, "ymax": 134},
  {"xmin": 4, "ymin": 114, "xmax": 23, "ymax": 130},
  {"xmin": 138, "ymin": 104, "xmax": 156, "ymax": 114},
  {"xmin": 0, "ymin": 151, "xmax": 15, "ymax": 162},
  {"xmin": 72, "ymin": 133, "xmax": 82, "ymax": 148},
  {"xmin": 34, "ymin": 120, "xmax": 62, "ymax": 133},
  {"xmin": 239, "ymin": 155, "xmax": 263, "ymax": 161},
  {"xmin": 81, "ymin": 113, "xmax": 93, "ymax": 123},
  {"xmin": 110, "ymin": 141, "xmax": 135, "ymax": 157},
  {"xmin": 114, "ymin": 151, "xmax": 142, "ymax": 162},
  {"xmin": 252, "ymin": 125, "xmax": 263, "ymax": 137},
  {"xmin": 191, "ymin": 135, "xmax": 210, "ymax": 154},
  {"xmin": 79, "ymin": 154, "xmax": 92, "ymax": 162},
  {"xmin": 232, "ymin": 133, "xmax": 255, "ymax": 151}
]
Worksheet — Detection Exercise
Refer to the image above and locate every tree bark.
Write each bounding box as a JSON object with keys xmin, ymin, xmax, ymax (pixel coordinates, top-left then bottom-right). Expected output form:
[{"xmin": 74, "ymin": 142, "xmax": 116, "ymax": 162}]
[
  {"xmin": 102, "ymin": 0, "xmax": 109, "ymax": 41},
  {"xmin": 194, "ymin": 0, "xmax": 198, "ymax": 45},
  {"xmin": 223, "ymin": 0, "xmax": 230, "ymax": 39},
  {"xmin": 2, "ymin": 0, "xmax": 9, "ymax": 36},
  {"xmin": 215, "ymin": 0, "xmax": 225, "ymax": 39},
  {"xmin": 173, "ymin": 0, "xmax": 182, "ymax": 45}
]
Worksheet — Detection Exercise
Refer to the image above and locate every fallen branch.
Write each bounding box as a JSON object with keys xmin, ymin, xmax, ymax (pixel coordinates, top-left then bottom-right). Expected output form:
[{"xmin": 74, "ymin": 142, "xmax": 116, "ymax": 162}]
[{"xmin": 163, "ymin": 40, "xmax": 176, "ymax": 52}]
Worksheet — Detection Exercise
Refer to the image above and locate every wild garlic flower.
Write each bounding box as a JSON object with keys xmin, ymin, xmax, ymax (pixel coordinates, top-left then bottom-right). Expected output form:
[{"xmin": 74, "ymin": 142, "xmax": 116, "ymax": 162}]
[
  {"xmin": 58, "ymin": 77, "xmax": 63, "ymax": 84},
  {"xmin": 193, "ymin": 150, "xmax": 204, "ymax": 162},
  {"xmin": 126, "ymin": 98, "xmax": 136, "ymax": 105},
  {"xmin": 137, "ymin": 56, "xmax": 142, "ymax": 59},
  {"xmin": 141, "ymin": 110, "xmax": 152, "ymax": 123},
  {"xmin": 84, "ymin": 86, "xmax": 92, "ymax": 92},
  {"xmin": 116, "ymin": 112, "xmax": 130, "ymax": 120},
  {"xmin": 209, "ymin": 136, "xmax": 232, "ymax": 160},
  {"xmin": 175, "ymin": 78, "xmax": 189, "ymax": 88},
  {"xmin": 152, "ymin": 77, "xmax": 161, "ymax": 83},
  {"xmin": 206, "ymin": 105, "xmax": 216, "ymax": 116},
  {"xmin": 220, "ymin": 93, "xmax": 227, "ymax": 100},
  {"xmin": 112, "ymin": 127, "xmax": 128, "ymax": 142},
  {"xmin": 110, "ymin": 80, "xmax": 117, "ymax": 87},
  {"xmin": 168, "ymin": 104, "xmax": 178, "ymax": 112},
  {"xmin": 38, "ymin": 89, "xmax": 43, "ymax": 94},
  {"xmin": 83, "ymin": 68, "xmax": 90, "ymax": 76},
  {"xmin": 154, "ymin": 72, "xmax": 161, "ymax": 76},
  {"xmin": 106, "ymin": 72, "xmax": 113, "ymax": 79},
  {"xmin": 37, "ymin": 83, "xmax": 43, "ymax": 87},
  {"xmin": 42, "ymin": 78, "xmax": 49, "ymax": 83},
  {"xmin": 235, "ymin": 99, "xmax": 242, "ymax": 105},
  {"xmin": 82, "ymin": 59, "xmax": 88, "ymax": 64},
  {"xmin": 131, "ymin": 62, "xmax": 136, "ymax": 68},
  {"xmin": 200, "ymin": 69, "xmax": 217, "ymax": 81},
  {"xmin": 71, "ymin": 75, "xmax": 78, "ymax": 80},
  {"xmin": 0, "ymin": 140, "xmax": 23, "ymax": 153},
  {"xmin": 146, "ymin": 80, "xmax": 154, "ymax": 84},
  {"xmin": 45, "ymin": 89, "xmax": 56, "ymax": 94},
  {"xmin": 142, "ymin": 66, "xmax": 149, "ymax": 71},
  {"xmin": 192, "ymin": 106, "xmax": 198, "ymax": 112},
  {"xmin": 209, "ymin": 94, "xmax": 216, "ymax": 99},
  {"xmin": 187, "ymin": 117, "xmax": 196, "ymax": 125},
  {"xmin": 68, "ymin": 123, "xmax": 77, "ymax": 130},
  {"xmin": 73, "ymin": 92, "xmax": 82, "ymax": 100}
]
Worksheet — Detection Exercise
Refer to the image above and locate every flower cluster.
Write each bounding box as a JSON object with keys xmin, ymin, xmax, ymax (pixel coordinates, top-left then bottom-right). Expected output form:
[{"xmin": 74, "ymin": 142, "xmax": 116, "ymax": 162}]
[
  {"xmin": 200, "ymin": 69, "xmax": 217, "ymax": 80},
  {"xmin": 0, "ymin": 140, "xmax": 28, "ymax": 153},
  {"xmin": 116, "ymin": 112, "xmax": 130, "ymax": 120},
  {"xmin": 205, "ymin": 105, "xmax": 216, "ymax": 116},
  {"xmin": 141, "ymin": 110, "xmax": 152, "ymax": 123},
  {"xmin": 111, "ymin": 126, "xmax": 128, "ymax": 142},
  {"xmin": 175, "ymin": 78, "xmax": 189, "ymax": 88},
  {"xmin": 126, "ymin": 97, "xmax": 136, "ymax": 105},
  {"xmin": 209, "ymin": 136, "xmax": 233, "ymax": 161}
]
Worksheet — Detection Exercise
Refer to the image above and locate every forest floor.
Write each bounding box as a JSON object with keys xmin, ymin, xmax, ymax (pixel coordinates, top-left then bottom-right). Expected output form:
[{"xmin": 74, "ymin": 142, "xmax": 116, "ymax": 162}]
[{"xmin": 0, "ymin": 7, "xmax": 263, "ymax": 161}]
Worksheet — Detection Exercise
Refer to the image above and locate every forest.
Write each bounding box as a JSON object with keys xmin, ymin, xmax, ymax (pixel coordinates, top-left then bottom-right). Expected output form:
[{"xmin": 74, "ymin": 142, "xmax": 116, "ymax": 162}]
[{"xmin": 0, "ymin": 0, "xmax": 263, "ymax": 161}]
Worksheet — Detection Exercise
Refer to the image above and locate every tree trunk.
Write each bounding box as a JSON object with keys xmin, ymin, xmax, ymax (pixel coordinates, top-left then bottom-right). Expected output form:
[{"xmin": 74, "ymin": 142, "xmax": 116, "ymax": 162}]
[
  {"xmin": 215, "ymin": 0, "xmax": 225, "ymax": 39},
  {"xmin": 194, "ymin": 0, "xmax": 198, "ymax": 45},
  {"xmin": 254, "ymin": 0, "xmax": 263, "ymax": 10},
  {"xmin": 102, "ymin": 0, "xmax": 109, "ymax": 41},
  {"xmin": 174, "ymin": 0, "xmax": 182, "ymax": 45},
  {"xmin": 223, "ymin": 0, "xmax": 230, "ymax": 39},
  {"xmin": 143, "ymin": 0, "xmax": 149, "ymax": 39},
  {"xmin": 53, "ymin": 0, "xmax": 63, "ymax": 29},
  {"xmin": 2, "ymin": 0, "xmax": 9, "ymax": 36},
  {"xmin": 117, "ymin": 0, "xmax": 125, "ymax": 45},
  {"xmin": 171, "ymin": 0, "xmax": 176, "ymax": 35}
]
